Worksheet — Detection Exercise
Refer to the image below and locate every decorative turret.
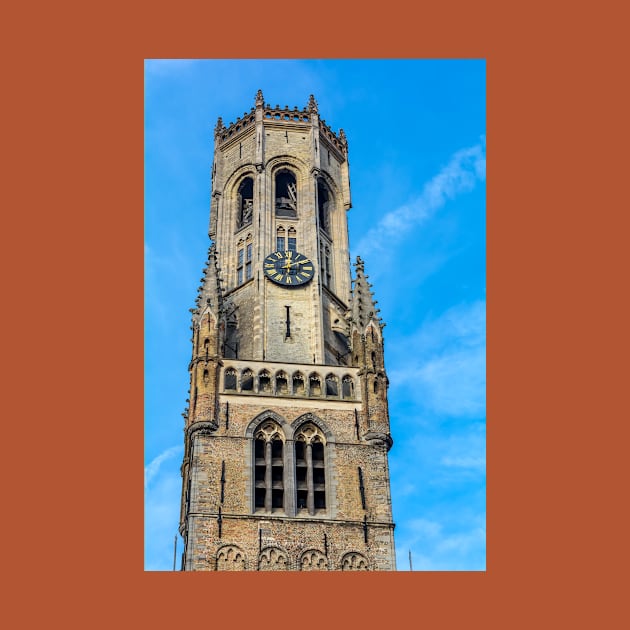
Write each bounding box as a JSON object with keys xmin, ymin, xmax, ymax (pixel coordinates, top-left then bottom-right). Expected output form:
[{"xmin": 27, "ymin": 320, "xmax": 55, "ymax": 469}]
[
  {"xmin": 191, "ymin": 243, "xmax": 224, "ymax": 324},
  {"xmin": 350, "ymin": 256, "xmax": 383, "ymax": 331}
]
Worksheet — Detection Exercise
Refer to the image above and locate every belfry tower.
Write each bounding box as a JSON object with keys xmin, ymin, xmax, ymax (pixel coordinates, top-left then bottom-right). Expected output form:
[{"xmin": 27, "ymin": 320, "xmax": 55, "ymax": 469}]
[{"xmin": 179, "ymin": 91, "xmax": 396, "ymax": 571}]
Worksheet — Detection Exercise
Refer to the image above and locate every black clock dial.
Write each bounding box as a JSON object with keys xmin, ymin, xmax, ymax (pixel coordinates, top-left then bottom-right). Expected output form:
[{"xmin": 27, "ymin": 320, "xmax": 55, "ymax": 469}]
[{"xmin": 263, "ymin": 250, "xmax": 315, "ymax": 287}]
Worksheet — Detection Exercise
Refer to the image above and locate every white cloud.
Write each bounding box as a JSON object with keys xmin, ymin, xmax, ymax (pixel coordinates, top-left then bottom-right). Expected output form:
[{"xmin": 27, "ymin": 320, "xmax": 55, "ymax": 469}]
[
  {"xmin": 389, "ymin": 300, "xmax": 486, "ymax": 419},
  {"xmin": 144, "ymin": 445, "xmax": 182, "ymax": 489},
  {"xmin": 353, "ymin": 139, "xmax": 486, "ymax": 257}
]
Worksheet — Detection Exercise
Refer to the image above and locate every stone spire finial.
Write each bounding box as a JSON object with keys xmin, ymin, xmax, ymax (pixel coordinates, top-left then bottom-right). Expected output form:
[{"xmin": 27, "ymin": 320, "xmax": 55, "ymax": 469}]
[
  {"xmin": 350, "ymin": 256, "xmax": 382, "ymax": 330},
  {"xmin": 255, "ymin": 89, "xmax": 264, "ymax": 107},
  {"xmin": 339, "ymin": 128, "xmax": 348, "ymax": 148},
  {"xmin": 191, "ymin": 243, "xmax": 224, "ymax": 322},
  {"xmin": 308, "ymin": 94, "xmax": 318, "ymax": 114},
  {"xmin": 214, "ymin": 116, "xmax": 225, "ymax": 137}
]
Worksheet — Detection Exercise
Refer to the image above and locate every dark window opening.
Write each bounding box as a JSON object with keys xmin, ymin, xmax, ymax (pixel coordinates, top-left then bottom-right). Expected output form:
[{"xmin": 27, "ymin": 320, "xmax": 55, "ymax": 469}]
[
  {"xmin": 241, "ymin": 370, "xmax": 254, "ymax": 391},
  {"xmin": 342, "ymin": 376, "xmax": 354, "ymax": 398},
  {"xmin": 259, "ymin": 372, "xmax": 271, "ymax": 393},
  {"xmin": 271, "ymin": 439, "xmax": 283, "ymax": 462},
  {"xmin": 246, "ymin": 243, "xmax": 252, "ymax": 280},
  {"xmin": 276, "ymin": 373, "xmax": 288, "ymax": 394},
  {"xmin": 255, "ymin": 487, "xmax": 266, "ymax": 508},
  {"xmin": 293, "ymin": 374, "xmax": 305, "ymax": 395},
  {"xmin": 237, "ymin": 178, "xmax": 254, "ymax": 228},
  {"xmin": 325, "ymin": 375, "xmax": 338, "ymax": 397},
  {"xmin": 272, "ymin": 489, "xmax": 284, "ymax": 508},
  {"xmin": 288, "ymin": 227, "xmax": 297, "ymax": 252},
  {"xmin": 317, "ymin": 180, "xmax": 330, "ymax": 232},
  {"xmin": 309, "ymin": 376, "xmax": 321, "ymax": 396},
  {"xmin": 275, "ymin": 171, "xmax": 297, "ymax": 217},
  {"xmin": 224, "ymin": 369, "xmax": 237, "ymax": 390}
]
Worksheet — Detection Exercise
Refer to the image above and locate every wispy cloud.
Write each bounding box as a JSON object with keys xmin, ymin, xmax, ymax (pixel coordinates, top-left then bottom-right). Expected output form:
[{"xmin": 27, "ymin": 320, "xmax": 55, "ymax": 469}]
[
  {"xmin": 145, "ymin": 445, "xmax": 182, "ymax": 489},
  {"xmin": 353, "ymin": 137, "xmax": 486, "ymax": 258},
  {"xmin": 389, "ymin": 300, "xmax": 486, "ymax": 419}
]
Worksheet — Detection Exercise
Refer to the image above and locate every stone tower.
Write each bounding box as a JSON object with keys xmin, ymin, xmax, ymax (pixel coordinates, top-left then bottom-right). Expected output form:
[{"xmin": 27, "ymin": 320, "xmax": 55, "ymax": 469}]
[{"xmin": 179, "ymin": 91, "xmax": 396, "ymax": 571}]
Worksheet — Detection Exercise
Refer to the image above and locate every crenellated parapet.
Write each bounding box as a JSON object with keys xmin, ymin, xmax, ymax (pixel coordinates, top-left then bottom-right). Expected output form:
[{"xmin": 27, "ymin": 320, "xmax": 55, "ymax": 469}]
[{"xmin": 214, "ymin": 90, "xmax": 347, "ymax": 157}]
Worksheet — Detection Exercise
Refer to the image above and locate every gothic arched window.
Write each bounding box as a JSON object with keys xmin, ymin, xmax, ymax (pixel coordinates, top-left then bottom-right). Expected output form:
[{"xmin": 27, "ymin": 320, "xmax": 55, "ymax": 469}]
[
  {"xmin": 258, "ymin": 370, "xmax": 271, "ymax": 393},
  {"xmin": 294, "ymin": 424, "xmax": 326, "ymax": 515},
  {"xmin": 276, "ymin": 225, "xmax": 286, "ymax": 251},
  {"xmin": 241, "ymin": 368, "xmax": 254, "ymax": 391},
  {"xmin": 292, "ymin": 372, "xmax": 305, "ymax": 396},
  {"xmin": 308, "ymin": 373, "xmax": 322, "ymax": 397},
  {"xmin": 275, "ymin": 371, "xmax": 288, "ymax": 394},
  {"xmin": 237, "ymin": 177, "xmax": 254, "ymax": 229},
  {"xmin": 342, "ymin": 375, "xmax": 354, "ymax": 399},
  {"xmin": 325, "ymin": 373, "xmax": 339, "ymax": 397},
  {"xmin": 275, "ymin": 170, "xmax": 297, "ymax": 218},
  {"xmin": 320, "ymin": 242, "xmax": 332, "ymax": 289},
  {"xmin": 317, "ymin": 179, "xmax": 330, "ymax": 233},
  {"xmin": 236, "ymin": 233, "xmax": 253, "ymax": 286},
  {"xmin": 287, "ymin": 226, "xmax": 297, "ymax": 252},
  {"xmin": 224, "ymin": 368, "xmax": 237, "ymax": 390},
  {"xmin": 254, "ymin": 421, "xmax": 285, "ymax": 512}
]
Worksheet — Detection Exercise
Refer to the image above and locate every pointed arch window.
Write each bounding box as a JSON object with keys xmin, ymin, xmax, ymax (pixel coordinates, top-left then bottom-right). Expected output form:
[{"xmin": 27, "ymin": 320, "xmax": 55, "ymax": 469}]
[
  {"xmin": 254, "ymin": 421, "xmax": 285, "ymax": 512},
  {"xmin": 275, "ymin": 169, "xmax": 297, "ymax": 218},
  {"xmin": 342, "ymin": 375, "xmax": 354, "ymax": 399},
  {"xmin": 237, "ymin": 234, "xmax": 253, "ymax": 285},
  {"xmin": 317, "ymin": 179, "xmax": 330, "ymax": 233},
  {"xmin": 292, "ymin": 372, "xmax": 305, "ymax": 396},
  {"xmin": 237, "ymin": 177, "xmax": 254, "ymax": 229},
  {"xmin": 295, "ymin": 424, "xmax": 326, "ymax": 514},
  {"xmin": 287, "ymin": 226, "xmax": 297, "ymax": 252},
  {"xmin": 276, "ymin": 226, "xmax": 286, "ymax": 251},
  {"xmin": 241, "ymin": 368, "xmax": 254, "ymax": 391},
  {"xmin": 320, "ymin": 243, "xmax": 332, "ymax": 289}
]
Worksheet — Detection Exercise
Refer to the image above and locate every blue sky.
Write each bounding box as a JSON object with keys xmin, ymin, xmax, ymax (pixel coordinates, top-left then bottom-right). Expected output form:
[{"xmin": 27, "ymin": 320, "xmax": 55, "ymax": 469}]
[{"xmin": 144, "ymin": 59, "xmax": 486, "ymax": 571}]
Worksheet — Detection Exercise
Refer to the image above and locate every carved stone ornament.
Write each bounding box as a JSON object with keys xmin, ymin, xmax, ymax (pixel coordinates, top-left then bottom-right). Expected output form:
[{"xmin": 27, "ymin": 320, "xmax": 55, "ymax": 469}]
[
  {"xmin": 363, "ymin": 431, "xmax": 393, "ymax": 451},
  {"xmin": 186, "ymin": 420, "xmax": 219, "ymax": 440}
]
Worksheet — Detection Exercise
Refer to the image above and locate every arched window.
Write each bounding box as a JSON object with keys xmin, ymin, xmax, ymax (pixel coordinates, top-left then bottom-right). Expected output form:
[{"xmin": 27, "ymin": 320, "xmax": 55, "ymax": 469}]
[
  {"xmin": 308, "ymin": 373, "xmax": 322, "ymax": 396},
  {"xmin": 275, "ymin": 371, "xmax": 288, "ymax": 394},
  {"xmin": 342, "ymin": 375, "xmax": 354, "ymax": 399},
  {"xmin": 320, "ymin": 242, "xmax": 332, "ymax": 289},
  {"xmin": 275, "ymin": 170, "xmax": 297, "ymax": 217},
  {"xmin": 241, "ymin": 368, "xmax": 254, "ymax": 391},
  {"xmin": 325, "ymin": 373, "xmax": 339, "ymax": 397},
  {"xmin": 292, "ymin": 372, "xmax": 305, "ymax": 396},
  {"xmin": 258, "ymin": 370, "xmax": 271, "ymax": 393},
  {"xmin": 224, "ymin": 368, "xmax": 237, "ymax": 390},
  {"xmin": 236, "ymin": 234, "xmax": 253, "ymax": 286},
  {"xmin": 237, "ymin": 177, "xmax": 254, "ymax": 229},
  {"xmin": 317, "ymin": 179, "xmax": 330, "ymax": 233},
  {"xmin": 276, "ymin": 225, "xmax": 286, "ymax": 251},
  {"xmin": 294, "ymin": 424, "xmax": 326, "ymax": 515},
  {"xmin": 287, "ymin": 226, "xmax": 297, "ymax": 252},
  {"xmin": 254, "ymin": 421, "xmax": 284, "ymax": 512}
]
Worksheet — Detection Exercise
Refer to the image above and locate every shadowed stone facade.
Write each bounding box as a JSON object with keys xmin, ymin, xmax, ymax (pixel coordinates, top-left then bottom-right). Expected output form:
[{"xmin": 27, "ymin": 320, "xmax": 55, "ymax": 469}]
[{"xmin": 179, "ymin": 91, "xmax": 396, "ymax": 570}]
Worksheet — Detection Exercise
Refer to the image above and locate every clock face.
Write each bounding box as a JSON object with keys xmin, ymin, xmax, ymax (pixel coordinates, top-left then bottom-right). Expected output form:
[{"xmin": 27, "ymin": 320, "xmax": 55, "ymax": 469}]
[{"xmin": 263, "ymin": 250, "xmax": 315, "ymax": 287}]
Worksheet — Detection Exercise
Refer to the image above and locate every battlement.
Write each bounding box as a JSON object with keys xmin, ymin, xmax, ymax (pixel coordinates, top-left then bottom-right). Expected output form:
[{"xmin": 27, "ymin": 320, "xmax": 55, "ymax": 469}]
[{"xmin": 215, "ymin": 92, "xmax": 347, "ymax": 155}]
